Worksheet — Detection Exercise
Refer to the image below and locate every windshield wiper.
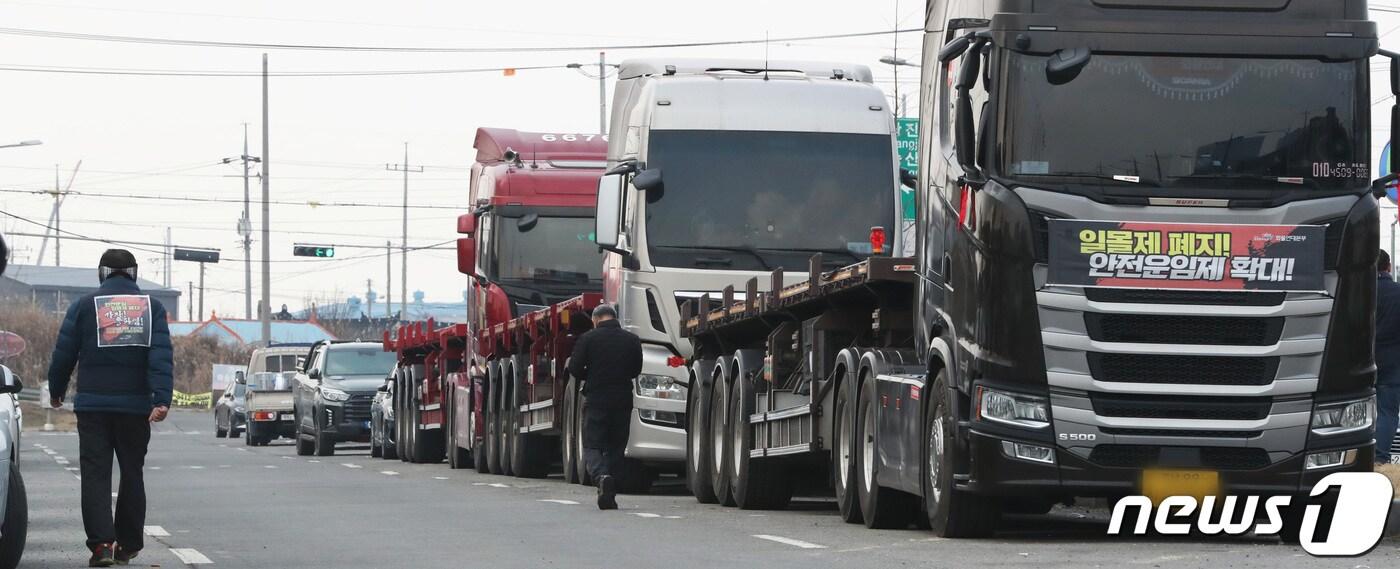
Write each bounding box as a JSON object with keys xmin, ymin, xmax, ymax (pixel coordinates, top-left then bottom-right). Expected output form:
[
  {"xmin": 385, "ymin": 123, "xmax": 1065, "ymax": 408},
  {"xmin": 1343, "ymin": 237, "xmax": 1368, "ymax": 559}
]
[
  {"xmin": 1174, "ymin": 174, "xmax": 1319, "ymax": 189},
  {"xmin": 764, "ymin": 247, "xmax": 863, "ymax": 265},
  {"xmin": 1028, "ymin": 173, "xmax": 1161, "ymax": 187},
  {"xmin": 655, "ymin": 245, "xmax": 773, "ymax": 271}
]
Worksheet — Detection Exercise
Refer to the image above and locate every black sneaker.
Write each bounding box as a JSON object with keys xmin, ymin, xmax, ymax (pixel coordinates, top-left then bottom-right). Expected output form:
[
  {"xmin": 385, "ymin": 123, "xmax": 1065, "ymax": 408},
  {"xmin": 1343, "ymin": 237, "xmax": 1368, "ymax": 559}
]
[
  {"xmin": 596, "ymin": 475, "xmax": 618, "ymax": 510},
  {"xmin": 89, "ymin": 543, "xmax": 116, "ymax": 567},
  {"xmin": 115, "ymin": 545, "xmax": 139, "ymax": 566}
]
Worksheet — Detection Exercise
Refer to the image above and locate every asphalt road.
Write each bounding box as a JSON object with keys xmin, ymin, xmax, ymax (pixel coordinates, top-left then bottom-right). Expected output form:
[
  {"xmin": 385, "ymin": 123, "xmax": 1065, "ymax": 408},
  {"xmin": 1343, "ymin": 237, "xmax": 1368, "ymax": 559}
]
[{"xmin": 15, "ymin": 410, "xmax": 1400, "ymax": 568}]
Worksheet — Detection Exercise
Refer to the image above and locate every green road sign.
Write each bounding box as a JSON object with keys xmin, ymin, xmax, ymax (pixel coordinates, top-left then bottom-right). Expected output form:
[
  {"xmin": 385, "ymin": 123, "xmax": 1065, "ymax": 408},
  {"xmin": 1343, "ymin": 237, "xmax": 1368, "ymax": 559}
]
[
  {"xmin": 897, "ymin": 118, "xmax": 919, "ymax": 220},
  {"xmin": 293, "ymin": 246, "xmax": 335, "ymax": 258}
]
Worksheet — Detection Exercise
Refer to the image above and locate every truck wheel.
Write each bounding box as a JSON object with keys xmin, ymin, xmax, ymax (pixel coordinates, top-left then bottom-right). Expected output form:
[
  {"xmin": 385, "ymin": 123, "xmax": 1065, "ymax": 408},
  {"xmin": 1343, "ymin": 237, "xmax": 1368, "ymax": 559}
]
[
  {"xmin": 574, "ymin": 395, "xmax": 591, "ymax": 486},
  {"xmin": 729, "ymin": 369, "xmax": 791, "ymax": 510},
  {"xmin": 0, "ymin": 462, "xmax": 27, "ymax": 569},
  {"xmin": 923, "ymin": 369, "xmax": 997, "ymax": 537},
  {"xmin": 563, "ymin": 379, "xmax": 580, "ymax": 484},
  {"xmin": 447, "ymin": 396, "xmax": 469, "ymax": 469},
  {"xmin": 833, "ymin": 370, "xmax": 862, "ymax": 524},
  {"xmin": 856, "ymin": 378, "xmax": 913, "ymax": 529},
  {"xmin": 486, "ymin": 369, "xmax": 504, "ymax": 475},
  {"xmin": 686, "ymin": 368, "xmax": 718, "ymax": 503},
  {"xmin": 709, "ymin": 361, "xmax": 736, "ymax": 506}
]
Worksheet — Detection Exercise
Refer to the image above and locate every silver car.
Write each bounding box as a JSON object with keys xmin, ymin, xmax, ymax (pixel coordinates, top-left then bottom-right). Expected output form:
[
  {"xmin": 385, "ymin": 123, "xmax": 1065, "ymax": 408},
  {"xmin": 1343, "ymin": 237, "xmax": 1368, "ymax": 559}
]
[{"xmin": 0, "ymin": 365, "xmax": 27, "ymax": 569}]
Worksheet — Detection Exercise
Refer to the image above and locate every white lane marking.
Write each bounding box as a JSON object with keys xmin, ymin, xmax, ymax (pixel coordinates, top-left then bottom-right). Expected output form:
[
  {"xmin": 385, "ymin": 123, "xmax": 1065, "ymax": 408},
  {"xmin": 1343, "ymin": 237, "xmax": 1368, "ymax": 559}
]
[
  {"xmin": 380, "ymin": 471, "xmax": 399, "ymax": 476},
  {"xmin": 433, "ymin": 476, "xmax": 449, "ymax": 480},
  {"xmin": 65, "ymin": 467, "xmax": 78, "ymax": 472},
  {"xmin": 31, "ymin": 443, "xmax": 42, "ymax": 448},
  {"xmin": 487, "ymin": 483, "xmax": 510, "ymax": 488},
  {"xmin": 218, "ymin": 465, "xmax": 231, "ymax": 468},
  {"xmin": 281, "ymin": 456, "xmax": 295, "ymax": 460},
  {"xmin": 188, "ymin": 466, "xmax": 204, "ymax": 470},
  {"xmin": 663, "ymin": 516, "xmax": 682, "ymax": 519},
  {"xmin": 144, "ymin": 525, "xmax": 170, "ymax": 537},
  {"xmin": 341, "ymin": 463, "xmax": 362, "ymax": 469},
  {"xmin": 149, "ymin": 467, "xmax": 162, "ymax": 470},
  {"xmin": 42, "ymin": 449, "xmax": 56, "ymax": 455},
  {"xmin": 170, "ymin": 548, "xmax": 213, "ymax": 564},
  {"xmin": 752, "ymin": 535, "xmax": 827, "ymax": 549},
  {"xmin": 471, "ymin": 482, "xmax": 488, "ymax": 486},
  {"xmin": 111, "ymin": 492, "xmax": 118, "ymax": 498},
  {"xmin": 632, "ymin": 513, "xmax": 661, "ymax": 518},
  {"xmin": 538, "ymin": 499, "xmax": 579, "ymax": 505},
  {"xmin": 308, "ymin": 460, "xmax": 321, "ymax": 463},
  {"xmin": 236, "ymin": 448, "xmax": 248, "ymax": 452},
  {"xmin": 264, "ymin": 465, "xmax": 277, "ymax": 469}
]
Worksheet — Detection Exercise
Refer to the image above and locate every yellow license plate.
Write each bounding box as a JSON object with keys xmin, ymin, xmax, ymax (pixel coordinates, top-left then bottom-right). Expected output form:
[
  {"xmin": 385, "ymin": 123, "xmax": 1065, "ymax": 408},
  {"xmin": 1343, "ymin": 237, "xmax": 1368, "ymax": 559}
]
[{"xmin": 1141, "ymin": 469, "xmax": 1220, "ymax": 504}]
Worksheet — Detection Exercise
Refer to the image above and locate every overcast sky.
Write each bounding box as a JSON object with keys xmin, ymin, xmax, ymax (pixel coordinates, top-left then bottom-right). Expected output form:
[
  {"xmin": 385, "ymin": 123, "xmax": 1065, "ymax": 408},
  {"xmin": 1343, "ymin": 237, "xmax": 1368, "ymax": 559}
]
[{"xmin": 0, "ymin": 1, "xmax": 1396, "ymax": 321}]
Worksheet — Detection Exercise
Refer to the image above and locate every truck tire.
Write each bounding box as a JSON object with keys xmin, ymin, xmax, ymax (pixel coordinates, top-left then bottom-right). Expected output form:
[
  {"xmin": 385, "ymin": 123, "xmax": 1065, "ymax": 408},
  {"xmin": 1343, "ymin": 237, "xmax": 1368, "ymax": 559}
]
[
  {"xmin": 0, "ymin": 462, "xmax": 27, "ymax": 569},
  {"xmin": 856, "ymin": 377, "xmax": 913, "ymax": 529},
  {"xmin": 833, "ymin": 369, "xmax": 862, "ymax": 524},
  {"xmin": 508, "ymin": 360, "xmax": 547, "ymax": 478},
  {"xmin": 687, "ymin": 365, "xmax": 718, "ymax": 503},
  {"xmin": 562, "ymin": 378, "xmax": 581, "ymax": 484},
  {"xmin": 923, "ymin": 369, "xmax": 998, "ymax": 537},
  {"xmin": 486, "ymin": 363, "xmax": 504, "ymax": 475},
  {"xmin": 447, "ymin": 394, "xmax": 469, "ymax": 469},
  {"xmin": 729, "ymin": 369, "xmax": 792, "ymax": 510},
  {"xmin": 709, "ymin": 360, "xmax": 736, "ymax": 506},
  {"xmin": 574, "ymin": 394, "xmax": 591, "ymax": 486}
]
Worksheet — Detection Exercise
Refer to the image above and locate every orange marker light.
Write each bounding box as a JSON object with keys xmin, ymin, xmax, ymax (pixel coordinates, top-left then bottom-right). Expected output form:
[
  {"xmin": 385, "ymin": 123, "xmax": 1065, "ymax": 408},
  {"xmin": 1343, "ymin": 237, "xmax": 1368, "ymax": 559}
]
[{"xmin": 870, "ymin": 226, "xmax": 887, "ymax": 255}]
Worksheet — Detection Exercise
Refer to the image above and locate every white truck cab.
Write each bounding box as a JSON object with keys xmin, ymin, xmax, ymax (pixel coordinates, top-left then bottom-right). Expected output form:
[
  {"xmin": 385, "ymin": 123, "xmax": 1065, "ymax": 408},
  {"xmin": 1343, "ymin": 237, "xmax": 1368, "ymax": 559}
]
[{"xmin": 594, "ymin": 58, "xmax": 902, "ymax": 465}]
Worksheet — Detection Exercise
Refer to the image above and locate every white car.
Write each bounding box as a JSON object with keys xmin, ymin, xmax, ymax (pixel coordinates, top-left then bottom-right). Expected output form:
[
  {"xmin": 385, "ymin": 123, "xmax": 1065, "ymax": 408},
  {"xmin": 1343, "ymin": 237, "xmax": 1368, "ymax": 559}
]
[{"xmin": 0, "ymin": 365, "xmax": 26, "ymax": 569}]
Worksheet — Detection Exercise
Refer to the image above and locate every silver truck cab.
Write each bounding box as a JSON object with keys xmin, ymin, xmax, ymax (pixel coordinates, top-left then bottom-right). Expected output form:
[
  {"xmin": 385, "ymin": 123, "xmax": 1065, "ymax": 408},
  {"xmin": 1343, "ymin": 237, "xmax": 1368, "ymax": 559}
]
[{"xmin": 594, "ymin": 58, "xmax": 901, "ymax": 465}]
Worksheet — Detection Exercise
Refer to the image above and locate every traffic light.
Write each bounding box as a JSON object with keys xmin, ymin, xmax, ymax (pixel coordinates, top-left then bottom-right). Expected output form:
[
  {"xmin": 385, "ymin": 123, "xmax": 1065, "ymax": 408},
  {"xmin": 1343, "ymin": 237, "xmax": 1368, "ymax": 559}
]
[
  {"xmin": 293, "ymin": 245, "xmax": 335, "ymax": 258},
  {"xmin": 173, "ymin": 248, "xmax": 220, "ymax": 263}
]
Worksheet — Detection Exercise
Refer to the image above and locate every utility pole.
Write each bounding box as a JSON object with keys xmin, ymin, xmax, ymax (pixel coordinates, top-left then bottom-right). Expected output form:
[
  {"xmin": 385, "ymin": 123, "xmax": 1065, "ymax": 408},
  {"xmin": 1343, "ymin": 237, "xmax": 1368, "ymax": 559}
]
[
  {"xmin": 386, "ymin": 240, "xmax": 393, "ymax": 319},
  {"xmin": 164, "ymin": 227, "xmax": 172, "ymax": 288},
  {"xmin": 260, "ymin": 53, "xmax": 272, "ymax": 345},
  {"xmin": 198, "ymin": 262, "xmax": 206, "ymax": 320},
  {"xmin": 598, "ymin": 51, "xmax": 608, "ymax": 134},
  {"xmin": 224, "ymin": 124, "xmax": 261, "ymax": 320},
  {"xmin": 387, "ymin": 144, "xmax": 422, "ymax": 320},
  {"xmin": 366, "ymin": 279, "xmax": 374, "ymax": 317},
  {"xmin": 188, "ymin": 282, "xmax": 194, "ymax": 321}
]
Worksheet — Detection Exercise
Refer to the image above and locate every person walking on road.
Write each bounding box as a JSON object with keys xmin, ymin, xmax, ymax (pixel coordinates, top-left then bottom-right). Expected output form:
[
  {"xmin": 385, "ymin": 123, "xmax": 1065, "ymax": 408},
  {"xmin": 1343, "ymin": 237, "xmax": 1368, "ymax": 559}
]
[
  {"xmin": 47, "ymin": 249, "xmax": 173, "ymax": 567},
  {"xmin": 1375, "ymin": 250, "xmax": 1400, "ymax": 465},
  {"xmin": 567, "ymin": 304, "xmax": 642, "ymax": 510}
]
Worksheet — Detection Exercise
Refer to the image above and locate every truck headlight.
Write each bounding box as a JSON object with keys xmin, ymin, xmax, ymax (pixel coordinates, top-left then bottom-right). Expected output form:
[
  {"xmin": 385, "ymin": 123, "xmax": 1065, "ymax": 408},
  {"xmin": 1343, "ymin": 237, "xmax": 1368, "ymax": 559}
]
[
  {"xmin": 635, "ymin": 374, "xmax": 685, "ymax": 400},
  {"xmin": 975, "ymin": 386, "xmax": 1049, "ymax": 429},
  {"xmin": 1311, "ymin": 397, "xmax": 1374, "ymax": 436},
  {"xmin": 320, "ymin": 387, "xmax": 351, "ymax": 402}
]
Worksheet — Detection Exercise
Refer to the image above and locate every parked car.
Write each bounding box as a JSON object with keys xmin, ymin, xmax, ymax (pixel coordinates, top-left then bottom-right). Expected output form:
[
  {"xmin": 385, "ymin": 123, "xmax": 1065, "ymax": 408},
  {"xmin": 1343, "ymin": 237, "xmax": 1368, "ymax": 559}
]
[
  {"xmin": 370, "ymin": 375, "xmax": 397, "ymax": 459},
  {"xmin": 213, "ymin": 377, "xmax": 247, "ymax": 438},
  {"xmin": 0, "ymin": 365, "xmax": 27, "ymax": 569},
  {"xmin": 293, "ymin": 341, "xmax": 397, "ymax": 456},
  {"xmin": 242, "ymin": 344, "xmax": 310, "ymax": 446}
]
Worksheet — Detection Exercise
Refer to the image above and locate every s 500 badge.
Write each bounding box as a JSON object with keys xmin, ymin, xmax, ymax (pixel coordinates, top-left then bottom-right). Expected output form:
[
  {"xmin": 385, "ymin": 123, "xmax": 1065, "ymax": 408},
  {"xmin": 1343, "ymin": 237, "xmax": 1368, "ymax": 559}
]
[{"xmin": 1058, "ymin": 433, "xmax": 1096, "ymax": 442}]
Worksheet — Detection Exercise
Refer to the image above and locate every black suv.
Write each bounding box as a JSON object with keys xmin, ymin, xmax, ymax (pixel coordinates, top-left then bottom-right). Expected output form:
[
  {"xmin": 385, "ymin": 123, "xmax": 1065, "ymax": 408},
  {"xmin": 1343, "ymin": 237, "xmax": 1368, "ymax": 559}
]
[{"xmin": 293, "ymin": 341, "xmax": 397, "ymax": 456}]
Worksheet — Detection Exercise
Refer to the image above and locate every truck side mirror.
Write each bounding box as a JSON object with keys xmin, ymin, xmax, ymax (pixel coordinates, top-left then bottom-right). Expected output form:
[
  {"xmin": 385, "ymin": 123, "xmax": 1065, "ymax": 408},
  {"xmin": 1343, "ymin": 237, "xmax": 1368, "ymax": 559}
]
[
  {"xmin": 900, "ymin": 168, "xmax": 918, "ymax": 189},
  {"xmin": 1046, "ymin": 47, "xmax": 1092, "ymax": 86},
  {"xmin": 953, "ymin": 41, "xmax": 986, "ymax": 180},
  {"xmin": 595, "ymin": 173, "xmax": 626, "ymax": 253},
  {"xmin": 456, "ymin": 237, "xmax": 477, "ymax": 277},
  {"xmin": 1376, "ymin": 50, "xmax": 1400, "ymax": 193},
  {"xmin": 517, "ymin": 213, "xmax": 539, "ymax": 232},
  {"xmin": 0, "ymin": 365, "xmax": 21, "ymax": 395},
  {"xmin": 235, "ymin": 371, "xmax": 246, "ymax": 384}
]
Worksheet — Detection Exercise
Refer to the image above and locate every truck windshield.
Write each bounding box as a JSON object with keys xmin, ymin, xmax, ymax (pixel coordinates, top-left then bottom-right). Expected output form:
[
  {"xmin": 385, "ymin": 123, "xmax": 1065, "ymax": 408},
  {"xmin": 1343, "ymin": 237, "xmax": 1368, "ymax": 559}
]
[
  {"xmin": 645, "ymin": 130, "xmax": 896, "ymax": 271},
  {"xmin": 495, "ymin": 216, "xmax": 603, "ymax": 286},
  {"xmin": 324, "ymin": 348, "xmax": 396, "ymax": 377},
  {"xmin": 1001, "ymin": 54, "xmax": 1367, "ymax": 191}
]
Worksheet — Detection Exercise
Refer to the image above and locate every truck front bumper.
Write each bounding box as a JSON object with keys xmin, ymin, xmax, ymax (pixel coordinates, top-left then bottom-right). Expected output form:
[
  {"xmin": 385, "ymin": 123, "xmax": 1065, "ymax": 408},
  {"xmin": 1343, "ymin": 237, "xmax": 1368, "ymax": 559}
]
[
  {"xmin": 626, "ymin": 395, "xmax": 686, "ymax": 463},
  {"xmin": 964, "ymin": 429, "xmax": 1374, "ymax": 498}
]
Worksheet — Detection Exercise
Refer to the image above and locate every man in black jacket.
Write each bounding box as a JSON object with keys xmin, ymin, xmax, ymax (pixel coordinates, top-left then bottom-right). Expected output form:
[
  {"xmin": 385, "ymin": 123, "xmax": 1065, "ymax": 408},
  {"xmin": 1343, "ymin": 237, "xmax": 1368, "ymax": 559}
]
[
  {"xmin": 48, "ymin": 249, "xmax": 173, "ymax": 567},
  {"xmin": 567, "ymin": 304, "xmax": 642, "ymax": 510},
  {"xmin": 1376, "ymin": 250, "xmax": 1400, "ymax": 464}
]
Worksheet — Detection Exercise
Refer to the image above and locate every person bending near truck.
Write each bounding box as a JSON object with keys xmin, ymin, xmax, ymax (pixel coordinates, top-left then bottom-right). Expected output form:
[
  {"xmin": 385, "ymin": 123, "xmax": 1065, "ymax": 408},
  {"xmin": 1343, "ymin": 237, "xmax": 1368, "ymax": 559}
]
[
  {"xmin": 1376, "ymin": 250, "xmax": 1400, "ymax": 464},
  {"xmin": 47, "ymin": 249, "xmax": 173, "ymax": 567},
  {"xmin": 567, "ymin": 304, "xmax": 642, "ymax": 510}
]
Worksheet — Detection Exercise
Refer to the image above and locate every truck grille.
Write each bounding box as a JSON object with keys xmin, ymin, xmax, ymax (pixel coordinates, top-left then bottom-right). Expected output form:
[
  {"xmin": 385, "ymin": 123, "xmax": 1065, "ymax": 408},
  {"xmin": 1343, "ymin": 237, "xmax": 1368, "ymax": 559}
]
[
  {"xmin": 343, "ymin": 394, "xmax": 374, "ymax": 422},
  {"xmin": 1087, "ymin": 353, "xmax": 1278, "ymax": 386},
  {"xmin": 1089, "ymin": 445, "xmax": 1272, "ymax": 470},
  {"xmin": 1090, "ymin": 394, "xmax": 1271, "ymax": 421},
  {"xmin": 1101, "ymin": 427, "xmax": 1263, "ymax": 439},
  {"xmin": 1085, "ymin": 313, "xmax": 1283, "ymax": 346},
  {"xmin": 1084, "ymin": 288, "xmax": 1286, "ymax": 307}
]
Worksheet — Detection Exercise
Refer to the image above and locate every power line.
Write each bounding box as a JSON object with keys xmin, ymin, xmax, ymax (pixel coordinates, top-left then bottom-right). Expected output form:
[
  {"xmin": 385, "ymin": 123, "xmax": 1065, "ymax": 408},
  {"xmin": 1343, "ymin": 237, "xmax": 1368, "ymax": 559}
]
[
  {"xmin": 0, "ymin": 62, "xmax": 568, "ymax": 77},
  {"xmin": 0, "ymin": 187, "xmax": 462, "ymax": 210},
  {"xmin": 0, "ymin": 26, "xmax": 921, "ymax": 54}
]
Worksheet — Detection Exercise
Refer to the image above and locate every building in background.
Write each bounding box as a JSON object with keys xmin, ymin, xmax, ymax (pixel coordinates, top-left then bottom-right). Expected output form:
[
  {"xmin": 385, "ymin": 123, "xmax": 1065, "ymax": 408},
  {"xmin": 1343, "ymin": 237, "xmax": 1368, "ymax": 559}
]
[
  {"xmin": 170, "ymin": 314, "xmax": 336, "ymax": 348},
  {"xmin": 0, "ymin": 264, "xmax": 182, "ymax": 319}
]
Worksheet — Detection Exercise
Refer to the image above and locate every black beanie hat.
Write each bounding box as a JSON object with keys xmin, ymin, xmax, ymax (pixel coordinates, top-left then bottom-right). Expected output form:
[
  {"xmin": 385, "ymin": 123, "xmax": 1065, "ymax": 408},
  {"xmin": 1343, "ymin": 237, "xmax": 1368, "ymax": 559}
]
[{"xmin": 98, "ymin": 249, "xmax": 138, "ymax": 282}]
